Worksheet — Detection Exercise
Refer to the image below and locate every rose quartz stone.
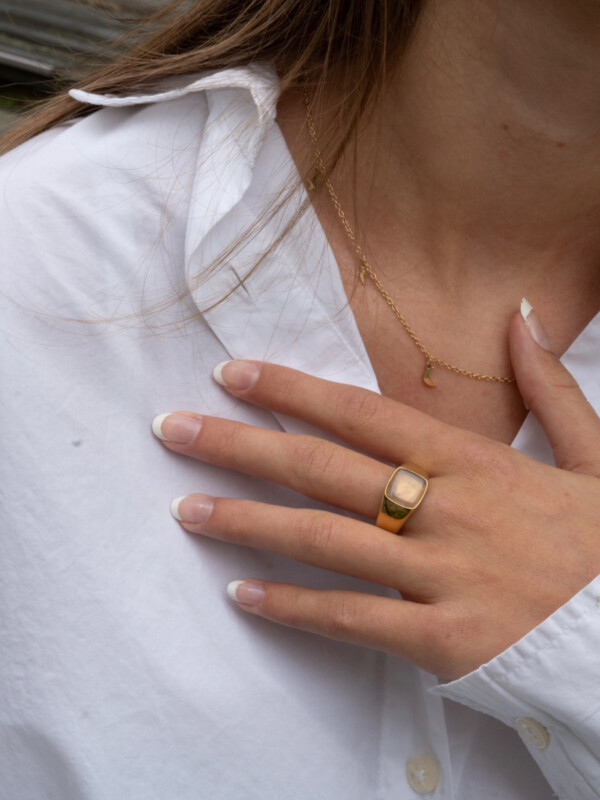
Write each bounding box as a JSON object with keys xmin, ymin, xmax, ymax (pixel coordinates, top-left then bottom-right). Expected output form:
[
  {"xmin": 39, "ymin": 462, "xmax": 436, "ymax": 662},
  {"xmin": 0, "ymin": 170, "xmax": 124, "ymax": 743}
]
[{"xmin": 387, "ymin": 469, "xmax": 427, "ymax": 508}]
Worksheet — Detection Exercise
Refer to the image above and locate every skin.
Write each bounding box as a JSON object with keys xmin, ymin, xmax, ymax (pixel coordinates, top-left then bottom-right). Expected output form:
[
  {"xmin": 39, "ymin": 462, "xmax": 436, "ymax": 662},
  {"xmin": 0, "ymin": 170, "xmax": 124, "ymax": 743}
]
[
  {"xmin": 278, "ymin": 0, "xmax": 600, "ymax": 443},
  {"xmin": 155, "ymin": 323, "xmax": 600, "ymax": 681},
  {"xmin": 153, "ymin": 0, "xmax": 600, "ymax": 680}
]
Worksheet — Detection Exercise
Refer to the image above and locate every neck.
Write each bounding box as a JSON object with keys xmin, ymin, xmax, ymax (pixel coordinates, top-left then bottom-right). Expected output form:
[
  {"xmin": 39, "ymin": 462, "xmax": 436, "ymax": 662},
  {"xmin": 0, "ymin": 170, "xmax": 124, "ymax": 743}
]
[{"xmin": 332, "ymin": 0, "xmax": 600, "ymax": 296}]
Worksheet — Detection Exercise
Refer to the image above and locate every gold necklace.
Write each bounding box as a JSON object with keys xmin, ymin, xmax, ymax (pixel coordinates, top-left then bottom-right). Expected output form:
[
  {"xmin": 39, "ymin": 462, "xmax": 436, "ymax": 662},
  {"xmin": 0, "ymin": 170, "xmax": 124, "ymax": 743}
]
[{"xmin": 303, "ymin": 90, "xmax": 516, "ymax": 388}]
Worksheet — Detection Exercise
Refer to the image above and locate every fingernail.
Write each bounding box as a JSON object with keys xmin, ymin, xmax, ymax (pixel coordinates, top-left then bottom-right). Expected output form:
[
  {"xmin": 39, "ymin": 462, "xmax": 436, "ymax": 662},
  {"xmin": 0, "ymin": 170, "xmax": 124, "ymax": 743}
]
[
  {"xmin": 152, "ymin": 413, "xmax": 202, "ymax": 444},
  {"xmin": 213, "ymin": 360, "xmax": 260, "ymax": 391},
  {"xmin": 227, "ymin": 580, "xmax": 265, "ymax": 606},
  {"xmin": 171, "ymin": 494, "xmax": 214, "ymax": 524},
  {"xmin": 520, "ymin": 298, "xmax": 553, "ymax": 352}
]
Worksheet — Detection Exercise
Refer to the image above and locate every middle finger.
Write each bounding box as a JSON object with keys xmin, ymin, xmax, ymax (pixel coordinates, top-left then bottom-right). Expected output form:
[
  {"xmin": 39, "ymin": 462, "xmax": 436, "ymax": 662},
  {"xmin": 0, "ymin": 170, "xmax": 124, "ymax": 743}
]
[
  {"xmin": 155, "ymin": 412, "xmax": 395, "ymax": 518},
  {"xmin": 173, "ymin": 494, "xmax": 442, "ymax": 598}
]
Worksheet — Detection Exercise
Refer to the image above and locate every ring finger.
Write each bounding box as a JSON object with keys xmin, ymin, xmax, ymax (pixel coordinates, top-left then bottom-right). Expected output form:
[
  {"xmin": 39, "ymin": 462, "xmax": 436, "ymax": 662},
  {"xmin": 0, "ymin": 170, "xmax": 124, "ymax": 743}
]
[
  {"xmin": 155, "ymin": 412, "xmax": 404, "ymax": 518},
  {"xmin": 172, "ymin": 494, "xmax": 443, "ymax": 599}
]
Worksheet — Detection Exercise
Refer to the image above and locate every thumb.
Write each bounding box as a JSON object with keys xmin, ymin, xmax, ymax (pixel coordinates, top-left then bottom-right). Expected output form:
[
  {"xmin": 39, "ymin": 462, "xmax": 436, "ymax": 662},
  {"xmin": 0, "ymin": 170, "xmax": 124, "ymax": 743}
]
[{"xmin": 509, "ymin": 298, "xmax": 600, "ymax": 474}]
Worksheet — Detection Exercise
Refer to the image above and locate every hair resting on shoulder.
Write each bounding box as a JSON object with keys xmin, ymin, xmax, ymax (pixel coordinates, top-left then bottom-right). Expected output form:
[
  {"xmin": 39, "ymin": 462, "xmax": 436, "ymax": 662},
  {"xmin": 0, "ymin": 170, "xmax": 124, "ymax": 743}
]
[{"xmin": 0, "ymin": 0, "xmax": 424, "ymax": 327}]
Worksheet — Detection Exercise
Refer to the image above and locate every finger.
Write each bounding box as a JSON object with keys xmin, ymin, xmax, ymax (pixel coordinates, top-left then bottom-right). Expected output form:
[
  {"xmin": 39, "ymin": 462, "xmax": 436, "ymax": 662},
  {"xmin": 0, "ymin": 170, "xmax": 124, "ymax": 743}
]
[
  {"xmin": 509, "ymin": 299, "xmax": 600, "ymax": 474},
  {"xmin": 155, "ymin": 412, "xmax": 394, "ymax": 518},
  {"xmin": 212, "ymin": 360, "xmax": 461, "ymax": 473},
  {"xmin": 173, "ymin": 494, "xmax": 441, "ymax": 598},
  {"xmin": 226, "ymin": 579, "xmax": 439, "ymax": 671}
]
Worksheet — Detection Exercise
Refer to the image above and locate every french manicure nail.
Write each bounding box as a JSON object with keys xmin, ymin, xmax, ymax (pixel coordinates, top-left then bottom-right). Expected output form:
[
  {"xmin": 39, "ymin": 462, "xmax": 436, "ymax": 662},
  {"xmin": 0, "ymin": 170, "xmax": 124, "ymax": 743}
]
[
  {"xmin": 152, "ymin": 413, "xmax": 202, "ymax": 444},
  {"xmin": 171, "ymin": 494, "xmax": 214, "ymax": 524},
  {"xmin": 213, "ymin": 360, "xmax": 260, "ymax": 391},
  {"xmin": 520, "ymin": 298, "xmax": 553, "ymax": 352},
  {"xmin": 227, "ymin": 580, "xmax": 265, "ymax": 606}
]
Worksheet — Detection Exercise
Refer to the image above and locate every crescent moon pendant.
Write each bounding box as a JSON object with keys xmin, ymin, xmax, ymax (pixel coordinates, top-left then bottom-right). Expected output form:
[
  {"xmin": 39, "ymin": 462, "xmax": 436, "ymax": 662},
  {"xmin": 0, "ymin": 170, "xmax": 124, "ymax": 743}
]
[{"xmin": 422, "ymin": 362, "xmax": 436, "ymax": 388}]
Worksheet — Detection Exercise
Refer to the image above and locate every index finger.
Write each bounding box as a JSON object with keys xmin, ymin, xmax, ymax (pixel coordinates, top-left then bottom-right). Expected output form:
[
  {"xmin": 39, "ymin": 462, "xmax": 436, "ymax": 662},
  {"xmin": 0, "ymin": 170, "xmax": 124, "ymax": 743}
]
[{"xmin": 213, "ymin": 360, "xmax": 462, "ymax": 472}]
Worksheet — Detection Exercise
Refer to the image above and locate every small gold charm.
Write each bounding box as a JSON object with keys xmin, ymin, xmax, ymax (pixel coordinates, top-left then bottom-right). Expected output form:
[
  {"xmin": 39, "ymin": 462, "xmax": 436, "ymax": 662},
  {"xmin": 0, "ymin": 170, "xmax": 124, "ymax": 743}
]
[
  {"xmin": 422, "ymin": 361, "xmax": 436, "ymax": 388},
  {"xmin": 359, "ymin": 259, "xmax": 367, "ymax": 285}
]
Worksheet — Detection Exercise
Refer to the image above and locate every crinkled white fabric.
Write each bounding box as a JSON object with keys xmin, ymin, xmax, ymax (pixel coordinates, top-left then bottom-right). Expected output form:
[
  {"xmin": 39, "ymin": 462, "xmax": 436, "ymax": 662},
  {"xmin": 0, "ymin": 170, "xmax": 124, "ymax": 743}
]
[{"xmin": 0, "ymin": 63, "xmax": 599, "ymax": 800}]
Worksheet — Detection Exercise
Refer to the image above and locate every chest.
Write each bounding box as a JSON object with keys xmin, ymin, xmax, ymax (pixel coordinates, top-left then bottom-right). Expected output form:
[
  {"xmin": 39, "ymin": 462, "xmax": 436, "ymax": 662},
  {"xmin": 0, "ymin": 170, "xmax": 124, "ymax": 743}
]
[
  {"xmin": 331, "ymin": 248, "xmax": 600, "ymax": 445},
  {"xmin": 378, "ymin": 364, "xmax": 529, "ymax": 444},
  {"xmin": 344, "ymin": 281, "xmax": 598, "ymax": 445},
  {"xmin": 363, "ymin": 333, "xmax": 529, "ymax": 445}
]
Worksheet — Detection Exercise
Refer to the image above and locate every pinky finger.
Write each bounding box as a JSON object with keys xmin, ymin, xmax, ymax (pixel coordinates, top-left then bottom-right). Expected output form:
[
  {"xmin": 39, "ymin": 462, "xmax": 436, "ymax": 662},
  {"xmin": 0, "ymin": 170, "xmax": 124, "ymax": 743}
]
[{"xmin": 227, "ymin": 579, "xmax": 438, "ymax": 668}]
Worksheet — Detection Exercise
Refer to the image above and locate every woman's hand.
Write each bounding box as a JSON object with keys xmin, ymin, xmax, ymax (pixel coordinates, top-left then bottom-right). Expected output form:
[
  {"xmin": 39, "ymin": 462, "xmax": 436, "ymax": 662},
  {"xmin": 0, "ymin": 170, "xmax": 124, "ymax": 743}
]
[{"xmin": 152, "ymin": 307, "xmax": 600, "ymax": 681}]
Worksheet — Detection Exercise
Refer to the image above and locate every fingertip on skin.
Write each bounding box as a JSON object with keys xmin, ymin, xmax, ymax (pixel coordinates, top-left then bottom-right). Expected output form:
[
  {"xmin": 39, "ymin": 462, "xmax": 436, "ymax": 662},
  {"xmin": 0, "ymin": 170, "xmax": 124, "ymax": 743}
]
[
  {"xmin": 519, "ymin": 297, "xmax": 553, "ymax": 352},
  {"xmin": 520, "ymin": 297, "xmax": 533, "ymax": 321},
  {"xmin": 508, "ymin": 306, "xmax": 531, "ymax": 347},
  {"xmin": 507, "ymin": 311, "xmax": 533, "ymax": 410}
]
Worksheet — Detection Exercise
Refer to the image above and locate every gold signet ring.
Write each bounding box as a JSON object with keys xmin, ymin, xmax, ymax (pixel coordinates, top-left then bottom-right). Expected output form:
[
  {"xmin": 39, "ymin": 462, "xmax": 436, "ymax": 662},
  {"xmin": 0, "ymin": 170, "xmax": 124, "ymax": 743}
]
[{"xmin": 375, "ymin": 463, "xmax": 429, "ymax": 534}]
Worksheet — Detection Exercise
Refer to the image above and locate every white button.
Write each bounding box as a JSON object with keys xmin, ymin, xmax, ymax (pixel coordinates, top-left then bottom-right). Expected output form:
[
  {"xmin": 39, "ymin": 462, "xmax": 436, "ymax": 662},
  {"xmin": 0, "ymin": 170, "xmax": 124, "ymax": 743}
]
[
  {"xmin": 516, "ymin": 717, "xmax": 550, "ymax": 749},
  {"xmin": 406, "ymin": 754, "xmax": 439, "ymax": 794}
]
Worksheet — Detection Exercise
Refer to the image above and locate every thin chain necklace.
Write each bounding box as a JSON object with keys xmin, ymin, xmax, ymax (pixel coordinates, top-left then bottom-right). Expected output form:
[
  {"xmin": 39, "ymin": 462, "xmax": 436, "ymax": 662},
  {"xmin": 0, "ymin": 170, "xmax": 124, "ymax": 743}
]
[{"xmin": 303, "ymin": 90, "xmax": 516, "ymax": 388}]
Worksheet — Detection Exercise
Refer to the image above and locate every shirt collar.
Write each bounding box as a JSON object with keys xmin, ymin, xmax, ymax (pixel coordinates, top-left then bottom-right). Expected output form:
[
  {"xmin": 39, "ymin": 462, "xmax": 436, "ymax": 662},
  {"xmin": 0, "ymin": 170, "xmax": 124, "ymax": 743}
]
[
  {"xmin": 69, "ymin": 63, "xmax": 279, "ymax": 122},
  {"xmin": 192, "ymin": 110, "xmax": 600, "ymax": 454},
  {"xmin": 191, "ymin": 116, "xmax": 379, "ymax": 436},
  {"xmin": 70, "ymin": 65, "xmax": 375, "ymax": 430},
  {"xmin": 70, "ymin": 66, "xmax": 600, "ymax": 451}
]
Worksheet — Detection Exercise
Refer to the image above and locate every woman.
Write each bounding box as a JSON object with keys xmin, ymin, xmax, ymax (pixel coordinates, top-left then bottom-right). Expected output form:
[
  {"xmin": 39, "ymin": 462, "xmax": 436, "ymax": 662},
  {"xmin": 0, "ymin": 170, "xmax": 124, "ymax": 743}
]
[{"xmin": 1, "ymin": 0, "xmax": 599, "ymax": 797}]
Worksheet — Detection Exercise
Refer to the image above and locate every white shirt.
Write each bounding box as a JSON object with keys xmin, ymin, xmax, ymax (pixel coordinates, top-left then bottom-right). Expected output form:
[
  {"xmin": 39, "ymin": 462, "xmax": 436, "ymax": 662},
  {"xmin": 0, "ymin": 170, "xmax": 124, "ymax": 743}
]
[{"xmin": 1, "ymin": 63, "xmax": 599, "ymax": 800}]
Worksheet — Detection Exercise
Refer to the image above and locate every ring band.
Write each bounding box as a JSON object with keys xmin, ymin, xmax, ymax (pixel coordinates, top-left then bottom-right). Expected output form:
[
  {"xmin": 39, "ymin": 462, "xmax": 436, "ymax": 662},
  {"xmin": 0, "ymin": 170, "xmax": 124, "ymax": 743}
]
[{"xmin": 376, "ymin": 463, "xmax": 429, "ymax": 534}]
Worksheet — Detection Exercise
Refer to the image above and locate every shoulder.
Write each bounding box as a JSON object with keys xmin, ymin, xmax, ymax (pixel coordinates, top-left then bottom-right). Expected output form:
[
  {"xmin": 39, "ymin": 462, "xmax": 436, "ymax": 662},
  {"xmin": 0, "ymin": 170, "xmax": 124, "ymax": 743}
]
[
  {"xmin": 0, "ymin": 64, "xmax": 281, "ymax": 317},
  {"xmin": 0, "ymin": 64, "xmax": 280, "ymax": 222}
]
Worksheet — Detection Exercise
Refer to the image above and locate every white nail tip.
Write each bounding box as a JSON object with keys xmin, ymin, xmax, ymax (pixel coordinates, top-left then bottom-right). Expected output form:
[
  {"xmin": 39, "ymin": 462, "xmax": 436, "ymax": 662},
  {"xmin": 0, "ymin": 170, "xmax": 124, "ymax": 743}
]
[
  {"xmin": 152, "ymin": 413, "xmax": 171, "ymax": 440},
  {"xmin": 520, "ymin": 297, "xmax": 533, "ymax": 321},
  {"xmin": 227, "ymin": 580, "xmax": 244, "ymax": 602},
  {"xmin": 170, "ymin": 496, "xmax": 187, "ymax": 521},
  {"xmin": 212, "ymin": 361, "xmax": 232, "ymax": 386}
]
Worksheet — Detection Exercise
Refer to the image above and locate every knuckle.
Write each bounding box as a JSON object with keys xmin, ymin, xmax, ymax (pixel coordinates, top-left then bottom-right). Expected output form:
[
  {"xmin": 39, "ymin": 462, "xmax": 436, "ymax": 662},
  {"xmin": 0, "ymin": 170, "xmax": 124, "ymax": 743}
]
[
  {"xmin": 530, "ymin": 364, "xmax": 581, "ymax": 405},
  {"xmin": 275, "ymin": 595, "xmax": 306, "ymax": 629},
  {"xmin": 457, "ymin": 436, "xmax": 519, "ymax": 486},
  {"xmin": 292, "ymin": 436, "xmax": 337, "ymax": 487},
  {"xmin": 294, "ymin": 511, "xmax": 336, "ymax": 558},
  {"xmin": 209, "ymin": 420, "xmax": 240, "ymax": 462},
  {"xmin": 275, "ymin": 369, "xmax": 303, "ymax": 404},
  {"xmin": 259, "ymin": 362, "xmax": 296, "ymax": 397},
  {"xmin": 426, "ymin": 607, "xmax": 453, "ymax": 653},
  {"xmin": 338, "ymin": 387, "xmax": 384, "ymax": 435},
  {"xmin": 451, "ymin": 434, "xmax": 487, "ymax": 470},
  {"xmin": 419, "ymin": 605, "xmax": 450, "ymax": 648},
  {"xmin": 427, "ymin": 604, "xmax": 479, "ymax": 673},
  {"xmin": 425, "ymin": 478, "xmax": 486, "ymax": 540},
  {"xmin": 322, "ymin": 595, "xmax": 359, "ymax": 639},
  {"xmin": 426, "ymin": 478, "xmax": 466, "ymax": 527},
  {"xmin": 543, "ymin": 359, "xmax": 580, "ymax": 391},
  {"xmin": 554, "ymin": 377, "xmax": 581, "ymax": 392}
]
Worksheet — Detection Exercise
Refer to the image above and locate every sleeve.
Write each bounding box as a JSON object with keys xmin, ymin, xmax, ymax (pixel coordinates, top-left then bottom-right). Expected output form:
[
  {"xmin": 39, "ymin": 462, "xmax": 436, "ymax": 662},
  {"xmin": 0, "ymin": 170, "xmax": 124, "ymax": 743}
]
[{"xmin": 430, "ymin": 575, "xmax": 600, "ymax": 800}]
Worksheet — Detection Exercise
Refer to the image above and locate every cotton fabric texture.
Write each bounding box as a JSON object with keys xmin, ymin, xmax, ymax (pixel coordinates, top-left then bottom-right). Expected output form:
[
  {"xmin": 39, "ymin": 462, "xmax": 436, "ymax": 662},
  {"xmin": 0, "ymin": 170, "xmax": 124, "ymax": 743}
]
[{"xmin": 1, "ymin": 64, "xmax": 599, "ymax": 800}]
